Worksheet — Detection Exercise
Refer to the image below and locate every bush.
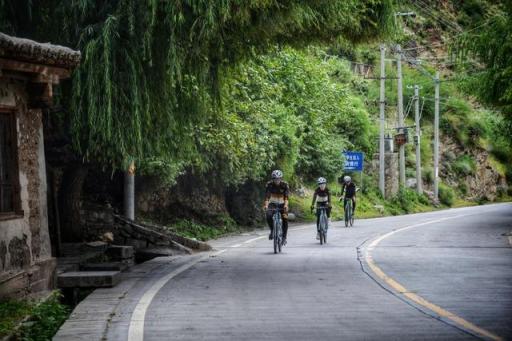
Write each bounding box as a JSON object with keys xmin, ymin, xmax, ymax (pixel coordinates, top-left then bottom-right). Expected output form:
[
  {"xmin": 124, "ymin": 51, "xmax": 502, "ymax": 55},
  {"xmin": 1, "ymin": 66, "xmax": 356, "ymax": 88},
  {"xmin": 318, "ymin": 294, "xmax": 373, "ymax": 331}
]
[
  {"xmin": 452, "ymin": 155, "xmax": 476, "ymax": 176},
  {"xmin": 423, "ymin": 167, "xmax": 434, "ymax": 185},
  {"xmin": 439, "ymin": 183, "xmax": 455, "ymax": 206},
  {"xmin": 391, "ymin": 186, "xmax": 428, "ymax": 213}
]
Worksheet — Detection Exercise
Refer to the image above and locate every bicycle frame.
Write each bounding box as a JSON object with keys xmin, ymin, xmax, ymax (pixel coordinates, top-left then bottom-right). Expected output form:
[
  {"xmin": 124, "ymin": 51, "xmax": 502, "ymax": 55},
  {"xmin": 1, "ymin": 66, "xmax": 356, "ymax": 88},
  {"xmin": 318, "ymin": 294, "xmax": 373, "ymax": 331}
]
[
  {"xmin": 267, "ymin": 208, "xmax": 283, "ymax": 253},
  {"xmin": 317, "ymin": 207, "xmax": 329, "ymax": 233}
]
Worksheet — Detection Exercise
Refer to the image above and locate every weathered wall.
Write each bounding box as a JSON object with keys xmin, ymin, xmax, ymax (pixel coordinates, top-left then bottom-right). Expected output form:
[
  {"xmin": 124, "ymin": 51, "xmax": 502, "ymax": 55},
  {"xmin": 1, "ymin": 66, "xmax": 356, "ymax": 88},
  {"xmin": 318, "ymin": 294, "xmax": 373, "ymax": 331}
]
[
  {"xmin": 441, "ymin": 136, "xmax": 507, "ymax": 201},
  {"xmin": 0, "ymin": 79, "xmax": 54, "ymax": 299},
  {"xmin": 371, "ymin": 152, "xmax": 399, "ymax": 198}
]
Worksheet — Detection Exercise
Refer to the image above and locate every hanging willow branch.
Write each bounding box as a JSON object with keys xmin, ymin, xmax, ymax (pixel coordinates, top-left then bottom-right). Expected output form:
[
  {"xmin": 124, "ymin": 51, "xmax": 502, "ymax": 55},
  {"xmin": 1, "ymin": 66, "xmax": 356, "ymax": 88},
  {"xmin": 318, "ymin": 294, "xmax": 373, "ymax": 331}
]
[{"xmin": 1, "ymin": 0, "xmax": 396, "ymax": 169}]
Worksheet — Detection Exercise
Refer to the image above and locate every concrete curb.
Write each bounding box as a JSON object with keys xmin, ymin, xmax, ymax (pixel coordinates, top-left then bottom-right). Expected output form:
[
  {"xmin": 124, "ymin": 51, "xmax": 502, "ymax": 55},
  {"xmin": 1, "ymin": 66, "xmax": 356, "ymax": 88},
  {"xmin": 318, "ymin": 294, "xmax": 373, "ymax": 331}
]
[{"xmin": 53, "ymin": 255, "xmax": 203, "ymax": 341}]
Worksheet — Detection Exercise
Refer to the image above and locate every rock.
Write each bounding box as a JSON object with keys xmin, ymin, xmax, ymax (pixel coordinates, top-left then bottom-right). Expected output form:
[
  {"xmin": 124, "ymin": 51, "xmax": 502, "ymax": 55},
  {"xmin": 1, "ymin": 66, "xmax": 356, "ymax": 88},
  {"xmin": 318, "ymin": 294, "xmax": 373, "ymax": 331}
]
[
  {"xmin": 406, "ymin": 178, "xmax": 417, "ymax": 188},
  {"xmin": 373, "ymin": 205, "xmax": 384, "ymax": 214},
  {"xmin": 101, "ymin": 232, "xmax": 114, "ymax": 243},
  {"xmin": 295, "ymin": 187, "xmax": 306, "ymax": 198},
  {"xmin": 287, "ymin": 213, "xmax": 296, "ymax": 221}
]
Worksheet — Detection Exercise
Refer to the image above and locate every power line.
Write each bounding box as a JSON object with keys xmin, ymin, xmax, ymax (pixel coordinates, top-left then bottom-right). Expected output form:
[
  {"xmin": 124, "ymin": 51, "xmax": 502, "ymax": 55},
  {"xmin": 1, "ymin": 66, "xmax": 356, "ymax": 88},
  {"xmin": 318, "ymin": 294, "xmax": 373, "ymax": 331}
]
[{"xmin": 409, "ymin": 0, "xmax": 462, "ymax": 33}]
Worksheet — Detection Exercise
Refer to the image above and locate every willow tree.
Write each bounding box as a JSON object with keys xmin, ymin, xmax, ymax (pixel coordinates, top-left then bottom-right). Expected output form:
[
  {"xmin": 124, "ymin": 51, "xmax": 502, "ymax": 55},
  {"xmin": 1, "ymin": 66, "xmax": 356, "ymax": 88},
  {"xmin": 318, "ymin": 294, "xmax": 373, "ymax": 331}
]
[
  {"xmin": 456, "ymin": 2, "xmax": 512, "ymax": 116},
  {"xmin": 1, "ymin": 0, "xmax": 395, "ymax": 225}
]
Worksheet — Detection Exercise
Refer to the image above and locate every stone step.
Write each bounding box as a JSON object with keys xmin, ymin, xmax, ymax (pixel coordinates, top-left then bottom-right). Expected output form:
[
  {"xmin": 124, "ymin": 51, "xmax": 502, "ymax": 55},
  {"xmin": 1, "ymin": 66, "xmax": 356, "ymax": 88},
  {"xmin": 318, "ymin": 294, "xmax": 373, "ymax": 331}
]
[
  {"xmin": 57, "ymin": 271, "xmax": 120, "ymax": 288},
  {"xmin": 80, "ymin": 262, "xmax": 129, "ymax": 272},
  {"xmin": 106, "ymin": 245, "xmax": 134, "ymax": 260}
]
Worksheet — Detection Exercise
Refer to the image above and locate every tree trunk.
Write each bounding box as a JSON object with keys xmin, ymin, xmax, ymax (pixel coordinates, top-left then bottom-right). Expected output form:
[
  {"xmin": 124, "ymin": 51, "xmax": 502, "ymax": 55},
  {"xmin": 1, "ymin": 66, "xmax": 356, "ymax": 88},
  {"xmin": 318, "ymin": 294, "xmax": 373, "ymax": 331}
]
[
  {"xmin": 59, "ymin": 164, "xmax": 88, "ymax": 242},
  {"xmin": 124, "ymin": 161, "xmax": 135, "ymax": 220}
]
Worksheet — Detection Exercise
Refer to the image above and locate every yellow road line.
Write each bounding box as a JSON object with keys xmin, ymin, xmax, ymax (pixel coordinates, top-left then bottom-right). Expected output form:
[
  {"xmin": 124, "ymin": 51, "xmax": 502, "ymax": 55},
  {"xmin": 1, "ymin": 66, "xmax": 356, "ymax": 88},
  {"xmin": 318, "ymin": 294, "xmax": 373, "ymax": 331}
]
[{"xmin": 365, "ymin": 215, "xmax": 504, "ymax": 341}]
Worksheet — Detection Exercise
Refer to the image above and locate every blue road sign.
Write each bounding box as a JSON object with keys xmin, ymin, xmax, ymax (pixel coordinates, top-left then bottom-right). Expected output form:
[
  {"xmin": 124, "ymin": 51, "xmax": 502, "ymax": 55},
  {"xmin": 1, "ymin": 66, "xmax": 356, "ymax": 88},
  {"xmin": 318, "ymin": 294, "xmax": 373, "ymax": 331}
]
[{"xmin": 343, "ymin": 151, "xmax": 364, "ymax": 171}]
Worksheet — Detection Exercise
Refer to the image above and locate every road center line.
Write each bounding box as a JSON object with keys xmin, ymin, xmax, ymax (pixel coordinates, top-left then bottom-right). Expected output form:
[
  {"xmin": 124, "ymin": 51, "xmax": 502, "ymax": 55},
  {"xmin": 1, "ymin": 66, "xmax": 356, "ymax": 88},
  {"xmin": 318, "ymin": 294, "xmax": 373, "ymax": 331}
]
[{"xmin": 364, "ymin": 214, "xmax": 504, "ymax": 341}]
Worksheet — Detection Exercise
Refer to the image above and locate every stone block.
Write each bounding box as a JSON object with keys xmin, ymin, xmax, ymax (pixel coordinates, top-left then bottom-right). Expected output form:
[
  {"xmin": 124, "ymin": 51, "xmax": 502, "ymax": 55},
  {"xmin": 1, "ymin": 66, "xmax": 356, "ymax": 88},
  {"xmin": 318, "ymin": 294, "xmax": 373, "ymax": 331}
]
[
  {"xmin": 80, "ymin": 262, "xmax": 129, "ymax": 272},
  {"xmin": 105, "ymin": 245, "xmax": 134, "ymax": 260},
  {"xmin": 57, "ymin": 271, "xmax": 120, "ymax": 288}
]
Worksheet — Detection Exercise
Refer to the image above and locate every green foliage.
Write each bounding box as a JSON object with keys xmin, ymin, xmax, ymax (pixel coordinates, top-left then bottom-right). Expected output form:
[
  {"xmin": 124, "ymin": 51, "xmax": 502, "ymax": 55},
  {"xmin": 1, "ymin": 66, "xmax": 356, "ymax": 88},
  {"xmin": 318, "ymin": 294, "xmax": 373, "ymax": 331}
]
[
  {"xmin": 0, "ymin": 292, "xmax": 70, "ymax": 340},
  {"xmin": 0, "ymin": 299, "xmax": 32, "ymax": 338},
  {"xmin": 0, "ymin": 0, "xmax": 395, "ymax": 171},
  {"xmin": 453, "ymin": 155, "xmax": 477, "ymax": 176},
  {"xmin": 457, "ymin": 3, "xmax": 512, "ymax": 116},
  {"xmin": 170, "ymin": 217, "xmax": 239, "ymax": 241},
  {"xmin": 439, "ymin": 182, "xmax": 455, "ymax": 206},
  {"xmin": 391, "ymin": 186, "xmax": 429, "ymax": 213},
  {"xmin": 208, "ymin": 47, "xmax": 376, "ymax": 185}
]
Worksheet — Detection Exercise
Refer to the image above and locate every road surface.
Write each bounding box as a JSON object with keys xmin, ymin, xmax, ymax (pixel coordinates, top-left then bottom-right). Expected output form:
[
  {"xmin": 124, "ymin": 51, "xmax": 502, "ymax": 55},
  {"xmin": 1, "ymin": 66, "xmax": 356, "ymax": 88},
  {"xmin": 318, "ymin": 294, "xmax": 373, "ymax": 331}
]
[{"xmin": 55, "ymin": 203, "xmax": 512, "ymax": 341}]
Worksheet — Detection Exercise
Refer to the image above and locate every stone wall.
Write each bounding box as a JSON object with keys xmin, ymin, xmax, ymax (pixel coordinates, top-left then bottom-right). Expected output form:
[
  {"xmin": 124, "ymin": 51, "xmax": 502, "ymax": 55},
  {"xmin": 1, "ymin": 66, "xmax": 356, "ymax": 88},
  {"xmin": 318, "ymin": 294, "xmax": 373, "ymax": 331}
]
[
  {"xmin": 0, "ymin": 79, "xmax": 53, "ymax": 299},
  {"xmin": 441, "ymin": 136, "xmax": 507, "ymax": 201},
  {"xmin": 371, "ymin": 152, "xmax": 399, "ymax": 198}
]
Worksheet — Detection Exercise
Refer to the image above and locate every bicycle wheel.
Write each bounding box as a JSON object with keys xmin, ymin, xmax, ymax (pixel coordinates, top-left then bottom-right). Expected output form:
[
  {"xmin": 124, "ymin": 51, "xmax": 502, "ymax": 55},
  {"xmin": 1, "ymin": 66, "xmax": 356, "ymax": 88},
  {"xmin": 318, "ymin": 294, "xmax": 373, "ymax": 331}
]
[
  {"xmin": 344, "ymin": 203, "xmax": 349, "ymax": 227},
  {"xmin": 350, "ymin": 208, "xmax": 354, "ymax": 227},
  {"xmin": 322, "ymin": 231, "xmax": 327, "ymax": 244},
  {"xmin": 273, "ymin": 232, "xmax": 278, "ymax": 254},
  {"xmin": 319, "ymin": 211, "xmax": 327, "ymax": 244}
]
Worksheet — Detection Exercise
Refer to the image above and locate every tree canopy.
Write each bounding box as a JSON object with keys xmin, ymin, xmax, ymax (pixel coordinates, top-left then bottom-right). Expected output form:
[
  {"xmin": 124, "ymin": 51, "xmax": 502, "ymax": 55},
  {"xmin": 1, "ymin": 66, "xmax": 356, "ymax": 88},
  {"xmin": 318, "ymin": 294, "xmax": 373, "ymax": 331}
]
[
  {"xmin": 0, "ymin": 0, "xmax": 395, "ymax": 171},
  {"xmin": 457, "ymin": 2, "xmax": 512, "ymax": 117}
]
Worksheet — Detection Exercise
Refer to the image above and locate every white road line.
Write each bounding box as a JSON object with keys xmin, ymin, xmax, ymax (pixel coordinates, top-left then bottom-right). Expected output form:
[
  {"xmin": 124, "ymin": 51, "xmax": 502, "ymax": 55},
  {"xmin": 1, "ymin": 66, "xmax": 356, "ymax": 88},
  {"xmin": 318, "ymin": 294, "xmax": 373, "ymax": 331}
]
[{"xmin": 127, "ymin": 227, "xmax": 294, "ymax": 341}]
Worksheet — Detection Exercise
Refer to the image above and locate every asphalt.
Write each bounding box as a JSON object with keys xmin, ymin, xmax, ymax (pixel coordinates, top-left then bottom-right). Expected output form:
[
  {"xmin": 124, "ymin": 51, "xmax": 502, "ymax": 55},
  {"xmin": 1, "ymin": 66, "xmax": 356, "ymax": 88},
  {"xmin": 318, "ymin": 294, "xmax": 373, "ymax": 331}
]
[{"xmin": 54, "ymin": 203, "xmax": 512, "ymax": 341}]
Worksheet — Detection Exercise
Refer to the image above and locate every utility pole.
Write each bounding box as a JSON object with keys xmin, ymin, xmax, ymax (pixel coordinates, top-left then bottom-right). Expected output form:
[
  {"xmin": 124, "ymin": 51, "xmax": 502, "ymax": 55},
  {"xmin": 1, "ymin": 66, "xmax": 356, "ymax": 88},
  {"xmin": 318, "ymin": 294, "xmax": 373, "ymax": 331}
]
[
  {"xmin": 124, "ymin": 160, "xmax": 135, "ymax": 220},
  {"xmin": 396, "ymin": 44, "xmax": 405, "ymax": 186},
  {"xmin": 379, "ymin": 44, "xmax": 386, "ymax": 198},
  {"xmin": 414, "ymin": 85, "xmax": 422, "ymax": 194},
  {"xmin": 434, "ymin": 72, "xmax": 440, "ymax": 201}
]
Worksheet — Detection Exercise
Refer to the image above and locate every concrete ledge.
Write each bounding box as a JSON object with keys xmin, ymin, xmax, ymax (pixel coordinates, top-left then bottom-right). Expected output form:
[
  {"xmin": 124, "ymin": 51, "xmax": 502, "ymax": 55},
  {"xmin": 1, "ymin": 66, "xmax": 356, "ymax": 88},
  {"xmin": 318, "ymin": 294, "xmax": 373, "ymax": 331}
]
[
  {"xmin": 57, "ymin": 271, "xmax": 120, "ymax": 288},
  {"xmin": 105, "ymin": 245, "xmax": 134, "ymax": 260},
  {"xmin": 80, "ymin": 262, "xmax": 129, "ymax": 272}
]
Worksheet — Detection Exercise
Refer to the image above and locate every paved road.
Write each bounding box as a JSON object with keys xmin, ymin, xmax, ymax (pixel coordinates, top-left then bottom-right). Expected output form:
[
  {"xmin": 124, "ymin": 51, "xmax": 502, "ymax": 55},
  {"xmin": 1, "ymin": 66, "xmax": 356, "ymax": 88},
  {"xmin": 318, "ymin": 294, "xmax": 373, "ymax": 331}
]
[{"xmin": 55, "ymin": 203, "xmax": 512, "ymax": 341}]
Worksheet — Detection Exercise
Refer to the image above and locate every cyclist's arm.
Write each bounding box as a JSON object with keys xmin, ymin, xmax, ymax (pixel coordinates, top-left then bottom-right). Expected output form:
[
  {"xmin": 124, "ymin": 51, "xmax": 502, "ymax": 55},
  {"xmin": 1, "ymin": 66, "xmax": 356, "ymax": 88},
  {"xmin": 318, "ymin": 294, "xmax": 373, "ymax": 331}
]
[
  {"xmin": 311, "ymin": 190, "xmax": 317, "ymax": 208},
  {"xmin": 283, "ymin": 183, "xmax": 290, "ymax": 210},
  {"xmin": 339, "ymin": 184, "xmax": 346, "ymax": 201},
  {"xmin": 263, "ymin": 185, "xmax": 271, "ymax": 209}
]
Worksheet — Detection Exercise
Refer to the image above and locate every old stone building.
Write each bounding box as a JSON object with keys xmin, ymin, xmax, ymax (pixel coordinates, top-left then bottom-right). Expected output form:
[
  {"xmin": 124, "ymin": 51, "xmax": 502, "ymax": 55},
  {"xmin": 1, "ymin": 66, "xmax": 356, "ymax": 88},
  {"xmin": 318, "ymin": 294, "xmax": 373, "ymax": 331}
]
[{"xmin": 0, "ymin": 32, "xmax": 80, "ymax": 298}]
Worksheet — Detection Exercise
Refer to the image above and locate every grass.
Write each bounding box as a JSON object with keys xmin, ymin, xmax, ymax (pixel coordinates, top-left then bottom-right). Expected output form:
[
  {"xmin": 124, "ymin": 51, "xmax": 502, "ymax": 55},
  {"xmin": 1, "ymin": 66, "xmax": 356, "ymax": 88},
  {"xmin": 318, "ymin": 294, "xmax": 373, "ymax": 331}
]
[
  {"xmin": 168, "ymin": 218, "xmax": 242, "ymax": 241},
  {"xmin": 0, "ymin": 299, "xmax": 32, "ymax": 338},
  {"xmin": 0, "ymin": 291, "xmax": 70, "ymax": 340},
  {"xmin": 289, "ymin": 181, "xmax": 441, "ymax": 223}
]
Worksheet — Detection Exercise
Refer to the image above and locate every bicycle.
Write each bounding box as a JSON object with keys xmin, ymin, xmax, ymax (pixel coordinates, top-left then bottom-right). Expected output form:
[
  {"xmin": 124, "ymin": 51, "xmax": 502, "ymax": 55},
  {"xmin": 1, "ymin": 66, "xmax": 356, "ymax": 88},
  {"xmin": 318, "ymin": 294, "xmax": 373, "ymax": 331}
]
[
  {"xmin": 267, "ymin": 208, "xmax": 283, "ymax": 254},
  {"xmin": 316, "ymin": 206, "xmax": 329, "ymax": 245},
  {"xmin": 343, "ymin": 198, "xmax": 354, "ymax": 227}
]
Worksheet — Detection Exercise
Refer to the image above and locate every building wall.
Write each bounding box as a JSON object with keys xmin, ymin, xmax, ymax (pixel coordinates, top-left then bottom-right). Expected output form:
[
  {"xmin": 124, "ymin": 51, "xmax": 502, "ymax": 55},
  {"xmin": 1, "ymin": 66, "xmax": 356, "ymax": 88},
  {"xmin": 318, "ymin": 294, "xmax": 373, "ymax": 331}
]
[{"xmin": 0, "ymin": 79, "xmax": 54, "ymax": 299}]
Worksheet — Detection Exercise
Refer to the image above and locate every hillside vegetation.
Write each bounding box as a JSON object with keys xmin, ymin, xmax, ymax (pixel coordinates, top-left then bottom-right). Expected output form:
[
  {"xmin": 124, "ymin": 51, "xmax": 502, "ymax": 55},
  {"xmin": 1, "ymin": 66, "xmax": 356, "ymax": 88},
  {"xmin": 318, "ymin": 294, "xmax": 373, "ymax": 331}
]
[{"xmin": 0, "ymin": 0, "xmax": 510, "ymax": 235}]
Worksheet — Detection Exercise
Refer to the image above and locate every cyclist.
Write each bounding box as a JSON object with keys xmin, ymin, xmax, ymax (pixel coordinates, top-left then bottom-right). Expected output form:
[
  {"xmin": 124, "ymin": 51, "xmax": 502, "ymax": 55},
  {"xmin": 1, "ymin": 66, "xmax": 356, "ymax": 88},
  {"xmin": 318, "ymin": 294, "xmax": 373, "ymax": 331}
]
[
  {"xmin": 310, "ymin": 177, "xmax": 331, "ymax": 240},
  {"xmin": 263, "ymin": 170, "xmax": 289, "ymax": 244},
  {"xmin": 340, "ymin": 175, "xmax": 357, "ymax": 215}
]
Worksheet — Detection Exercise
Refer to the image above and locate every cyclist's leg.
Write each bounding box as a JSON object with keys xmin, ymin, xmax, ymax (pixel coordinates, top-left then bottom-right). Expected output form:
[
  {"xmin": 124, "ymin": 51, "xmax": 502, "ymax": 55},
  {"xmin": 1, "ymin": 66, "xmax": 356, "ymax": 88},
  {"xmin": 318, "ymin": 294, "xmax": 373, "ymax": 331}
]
[
  {"xmin": 316, "ymin": 208, "xmax": 321, "ymax": 231},
  {"xmin": 266, "ymin": 203, "xmax": 275, "ymax": 238},
  {"xmin": 280, "ymin": 204, "xmax": 289, "ymax": 240}
]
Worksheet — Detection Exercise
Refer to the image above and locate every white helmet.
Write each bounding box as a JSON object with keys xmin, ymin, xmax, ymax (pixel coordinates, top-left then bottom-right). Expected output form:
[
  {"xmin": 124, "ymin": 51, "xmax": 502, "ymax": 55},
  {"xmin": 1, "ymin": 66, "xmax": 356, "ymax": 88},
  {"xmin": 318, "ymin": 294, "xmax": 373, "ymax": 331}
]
[
  {"xmin": 344, "ymin": 175, "xmax": 351, "ymax": 183},
  {"xmin": 317, "ymin": 177, "xmax": 327, "ymax": 185},
  {"xmin": 271, "ymin": 170, "xmax": 283, "ymax": 179}
]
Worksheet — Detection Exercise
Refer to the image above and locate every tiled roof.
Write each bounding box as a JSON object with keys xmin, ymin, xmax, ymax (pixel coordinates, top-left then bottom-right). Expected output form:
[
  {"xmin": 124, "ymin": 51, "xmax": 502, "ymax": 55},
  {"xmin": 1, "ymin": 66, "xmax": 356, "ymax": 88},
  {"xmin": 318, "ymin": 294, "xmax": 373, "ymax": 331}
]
[{"xmin": 0, "ymin": 32, "xmax": 80, "ymax": 68}]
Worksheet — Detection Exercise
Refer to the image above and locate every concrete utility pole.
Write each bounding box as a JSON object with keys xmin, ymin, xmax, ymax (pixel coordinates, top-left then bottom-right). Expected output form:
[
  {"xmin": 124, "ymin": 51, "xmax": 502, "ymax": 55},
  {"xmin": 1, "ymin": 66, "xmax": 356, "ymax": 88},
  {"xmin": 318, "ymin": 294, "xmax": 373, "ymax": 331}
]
[
  {"xmin": 379, "ymin": 45, "xmax": 386, "ymax": 198},
  {"xmin": 434, "ymin": 72, "xmax": 440, "ymax": 201},
  {"xmin": 396, "ymin": 45, "xmax": 405, "ymax": 186},
  {"xmin": 124, "ymin": 160, "xmax": 135, "ymax": 220},
  {"xmin": 414, "ymin": 85, "xmax": 422, "ymax": 194}
]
